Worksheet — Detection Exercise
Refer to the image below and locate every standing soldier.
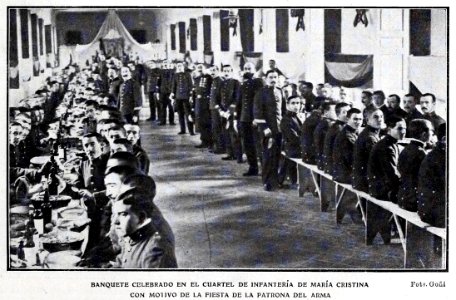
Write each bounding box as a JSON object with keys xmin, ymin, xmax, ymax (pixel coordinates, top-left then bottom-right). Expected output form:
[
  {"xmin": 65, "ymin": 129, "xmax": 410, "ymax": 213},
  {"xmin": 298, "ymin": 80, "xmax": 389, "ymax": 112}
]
[
  {"xmin": 107, "ymin": 67, "xmax": 122, "ymax": 107},
  {"xmin": 237, "ymin": 62, "xmax": 263, "ymax": 176},
  {"xmin": 145, "ymin": 61, "xmax": 162, "ymax": 123},
  {"xmin": 159, "ymin": 60, "xmax": 175, "ymax": 125},
  {"xmin": 193, "ymin": 64, "xmax": 213, "ymax": 149},
  {"xmin": 170, "ymin": 62, "xmax": 194, "ymax": 135},
  {"xmin": 209, "ymin": 66, "xmax": 225, "ymax": 154},
  {"xmin": 119, "ymin": 66, "xmax": 142, "ymax": 124},
  {"xmin": 217, "ymin": 65, "xmax": 241, "ymax": 162}
]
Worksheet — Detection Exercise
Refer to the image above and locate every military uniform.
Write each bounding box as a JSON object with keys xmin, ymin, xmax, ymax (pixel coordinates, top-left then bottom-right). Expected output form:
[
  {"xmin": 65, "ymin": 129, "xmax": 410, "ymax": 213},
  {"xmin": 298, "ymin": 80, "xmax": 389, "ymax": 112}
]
[
  {"xmin": 119, "ymin": 79, "xmax": 142, "ymax": 123},
  {"xmin": 194, "ymin": 74, "xmax": 213, "ymax": 147},
  {"xmin": 404, "ymin": 108, "xmax": 424, "ymax": 126},
  {"xmin": 10, "ymin": 141, "xmax": 32, "ymax": 169},
  {"xmin": 314, "ymin": 117, "xmax": 334, "ymax": 170},
  {"xmin": 278, "ymin": 111, "xmax": 302, "ymax": 185},
  {"xmin": 146, "ymin": 68, "xmax": 162, "ymax": 121},
  {"xmin": 159, "ymin": 69, "xmax": 175, "ymax": 125},
  {"xmin": 113, "ymin": 211, "xmax": 177, "ymax": 269},
  {"xmin": 366, "ymin": 134, "xmax": 403, "ymax": 244},
  {"xmin": 417, "ymin": 141, "xmax": 446, "ymax": 228},
  {"xmin": 108, "ymin": 77, "xmax": 122, "ymax": 106},
  {"xmin": 253, "ymin": 86, "xmax": 285, "ymax": 189},
  {"xmin": 237, "ymin": 74, "xmax": 263, "ymax": 172},
  {"xmin": 423, "ymin": 112, "xmax": 445, "ymax": 131},
  {"xmin": 322, "ymin": 120, "xmax": 345, "ymax": 175},
  {"xmin": 133, "ymin": 144, "xmax": 150, "ymax": 175},
  {"xmin": 397, "ymin": 139, "xmax": 427, "ymax": 212},
  {"xmin": 209, "ymin": 76, "xmax": 224, "ymax": 152},
  {"xmin": 352, "ymin": 125, "xmax": 381, "ymax": 192},
  {"xmin": 171, "ymin": 72, "xmax": 194, "ymax": 134},
  {"xmin": 301, "ymin": 110, "xmax": 321, "ymax": 164},
  {"xmin": 383, "ymin": 106, "xmax": 407, "ymax": 123},
  {"xmin": 218, "ymin": 78, "xmax": 241, "ymax": 160}
]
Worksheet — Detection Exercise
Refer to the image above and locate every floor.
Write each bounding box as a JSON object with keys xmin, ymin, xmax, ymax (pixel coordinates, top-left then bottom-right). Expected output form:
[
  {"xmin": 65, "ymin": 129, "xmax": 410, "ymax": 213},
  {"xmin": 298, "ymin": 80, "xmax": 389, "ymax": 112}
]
[{"xmin": 140, "ymin": 120, "xmax": 403, "ymax": 269}]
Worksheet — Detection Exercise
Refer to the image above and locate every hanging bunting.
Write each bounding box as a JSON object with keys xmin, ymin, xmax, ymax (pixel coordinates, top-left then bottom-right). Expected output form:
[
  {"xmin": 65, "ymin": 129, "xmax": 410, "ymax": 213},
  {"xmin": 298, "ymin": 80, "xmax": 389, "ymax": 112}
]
[
  {"xmin": 290, "ymin": 9, "xmax": 305, "ymax": 31},
  {"xmin": 353, "ymin": 9, "xmax": 368, "ymax": 27},
  {"xmin": 259, "ymin": 9, "xmax": 263, "ymax": 34}
]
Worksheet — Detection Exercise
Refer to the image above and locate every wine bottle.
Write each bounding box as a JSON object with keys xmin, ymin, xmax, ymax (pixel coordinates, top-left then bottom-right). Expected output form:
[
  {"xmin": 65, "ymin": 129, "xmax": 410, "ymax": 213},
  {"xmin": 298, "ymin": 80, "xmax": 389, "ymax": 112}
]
[{"xmin": 41, "ymin": 188, "xmax": 53, "ymax": 233}]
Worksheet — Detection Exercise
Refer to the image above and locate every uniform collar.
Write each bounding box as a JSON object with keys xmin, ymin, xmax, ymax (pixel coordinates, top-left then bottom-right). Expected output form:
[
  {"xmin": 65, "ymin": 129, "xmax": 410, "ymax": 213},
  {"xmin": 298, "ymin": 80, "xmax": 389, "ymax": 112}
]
[
  {"xmin": 126, "ymin": 219, "xmax": 153, "ymax": 245},
  {"xmin": 366, "ymin": 125, "xmax": 381, "ymax": 134},
  {"xmin": 408, "ymin": 138, "xmax": 426, "ymax": 148}
]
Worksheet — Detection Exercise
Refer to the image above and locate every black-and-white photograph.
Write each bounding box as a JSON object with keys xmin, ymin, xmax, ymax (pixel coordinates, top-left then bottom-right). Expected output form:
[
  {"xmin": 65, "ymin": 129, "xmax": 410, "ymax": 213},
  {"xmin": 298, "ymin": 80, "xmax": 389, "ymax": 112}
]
[{"xmin": 7, "ymin": 6, "xmax": 448, "ymax": 271}]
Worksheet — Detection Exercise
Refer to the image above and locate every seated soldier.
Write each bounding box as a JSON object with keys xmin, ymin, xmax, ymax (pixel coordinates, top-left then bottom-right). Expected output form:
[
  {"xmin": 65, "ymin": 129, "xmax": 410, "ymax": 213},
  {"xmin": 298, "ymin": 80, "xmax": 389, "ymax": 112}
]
[
  {"xmin": 278, "ymin": 96, "xmax": 303, "ymax": 188},
  {"xmin": 124, "ymin": 123, "xmax": 150, "ymax": 174},
  {"xmin": 417, "ymin": 123, "xmax": 446, "ymax": 228},
  {"xmin": 397, "ymin": 119, "xmax": 434, "ymax": 212},
  {"xmin": 109, "ymin": 187, "xmax": 177, "ymax": 268},
  {"xmin": 300, "ymin": 102, "xmax": 322, "ymax": 164},
  {"xmin": 82, "ymin": 100, "xmax": 99, "ymax": 134},
  {"xmin": 314, "ymin": 101, "xmax": 336, "ymax": 170},
  {"xmin": 106, "ymin": 124, "xmax": 127, "ymax": 147}
]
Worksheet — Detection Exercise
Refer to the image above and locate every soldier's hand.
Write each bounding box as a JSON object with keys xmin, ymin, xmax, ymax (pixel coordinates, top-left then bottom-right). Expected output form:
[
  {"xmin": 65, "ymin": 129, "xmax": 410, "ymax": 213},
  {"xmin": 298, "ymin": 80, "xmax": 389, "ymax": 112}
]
[
  {"xmin": 132, "ymin": 116, "xmax": 139, "ymax": 123},
  {"xmin": 263, "ymin": 128, "xmax": 272, "ymax": 138}
]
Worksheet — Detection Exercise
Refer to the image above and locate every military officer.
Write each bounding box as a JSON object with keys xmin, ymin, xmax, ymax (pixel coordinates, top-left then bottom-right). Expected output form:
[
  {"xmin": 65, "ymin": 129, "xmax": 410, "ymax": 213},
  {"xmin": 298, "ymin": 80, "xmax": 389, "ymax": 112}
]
[
  {"xmin": 402, "ymin": 94, "xmax": 424, "ymax": 126},
  {"xmin": 237, "ymin": 62, "xmax": 264, "ymax": 175},
  {"xmin": 159, "ymin": 60, "xmax": 175, "ymax": 125},
  {"xmin": 217, "ymin": 65, "xmax": 242, "ymax": 162},
  {"xmin": 170, "ymin": 62, "xmax": 194, "ymax": 135},
  {"xmin": 145, "ymin": 61, "xmax": 162, "ymax": 122},
  {"xmin": 193, "ymin": 64, "xmax": 213, "ymax": 149},
  {"xmin": 209, "ymin": 66, "xmax": 225, "ymax": 154},
  {"xmin": 420, "ymin": 93, "xmax": 446, "ymax": 130},
  {"xmin": 118, "ymin": 66, "xmax": 142, "ymax": 124}
]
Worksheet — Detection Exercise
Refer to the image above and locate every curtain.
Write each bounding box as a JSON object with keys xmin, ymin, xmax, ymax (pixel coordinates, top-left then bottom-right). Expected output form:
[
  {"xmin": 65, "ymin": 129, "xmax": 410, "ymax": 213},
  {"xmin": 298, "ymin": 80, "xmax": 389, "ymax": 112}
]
[
  {"xmin": 276, "ymin": 9, "xmax": 289, "ymax": 53},
  {"xmin": 190, "ymin": 18, "xmax": 197, "ymax": 51},
  {"xmin": 203, "ymin": 15, "xmax": 211, "ymax": 52},
  {"xmin": 178, "ymin": 22, "xmax": 186, "ymax": 54},
  {"xmin": 239, "ymin": 9, "xmax": 254, "ymax": 52},
  {"xmin": 39, "ymin": 18, "xmax": 44, "ymax": 55},
  {"xmin": 9, "ymin": 9, "xmax": 19, "ymax": 89},
  {"xmin": 324, "ymin": 54, "xmax": 373, "ymax": 88},
  {"xmin": 324, "ymin": 9, "xmax": 341, "ymax": 54},
  {"xmin": 31, "ymin": 13, "xmax": 40, "ymax": 76},
  {"xmin": 170, "ymin": 24, "xmax": 176, "ymax": 50},
  {"xmin": 20, "ymin": 9, "xmax": 29, "ymax": 59},
  {"xmin": 220, "ymin": 10, "xmax": 230, "ymax": 51}
]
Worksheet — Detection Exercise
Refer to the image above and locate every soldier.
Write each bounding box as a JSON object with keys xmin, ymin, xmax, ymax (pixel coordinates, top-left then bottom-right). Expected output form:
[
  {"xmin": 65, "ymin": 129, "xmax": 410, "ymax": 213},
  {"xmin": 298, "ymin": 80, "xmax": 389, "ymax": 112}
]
[
  {"xmin": 118, "ymin": 66, "xmax": 142, "ymax": 124},
  {"xmin": 170, "ymin": 62, "xmax": 194, "ymax": 135},
  {"xmin": 253, "ymin": 70, "xmax": 285, "ymax": 191},
  {"xmin": 300, "ymin": 103, "xmax": 322, "ymax": 165},
  {"xmin": 397, "ymin": 119, "xmax": 434, "ymax": 212},
  {"xmin": 361, "ymin": 90, "xmax": 375, "ymax": 125},
  {"xmin": 107, "ymin": 67, "xmax": 122, "ymax": 107},
  {"xmin": 124, "ymin": 123, "xmax": 150, "ymax": 175},
  {"xmin": 159, "ymin": 60, "xmax": 175, "ymax": 125},
  {"xmin": 145, "ymin": 61, "xmax": 162, "ymax": 123},
  {"xmin": 402, "ymin": 94, "xmax": 423, "ymax": 126},
  {"xmin": 372, "ymin": 90, "xmax": 389, "ymax": 117},
  {"xmin": 384, "ymin": 94, "xmax": 407, "ymax": 122},
  {"xmin": 193, "ymin": 64, "xmax": 213, "ymax": 149},
  {"xmin": 420, "ymin": 93, "xmax": 446, "ymax": 130},
  {"xmin": 209, "ymin": 66, "xmax": 225, "ymax": 154},
  {"xmin": 9, "ymin": 122, "xmax": 32, "ymax": 169},
  {"xmin": 237, "ymin": 62, "xmax": 264, "ymax": 175},
  {"xmin": 217, "ymin": 65, "xmax": 242, "ymax": 162}
]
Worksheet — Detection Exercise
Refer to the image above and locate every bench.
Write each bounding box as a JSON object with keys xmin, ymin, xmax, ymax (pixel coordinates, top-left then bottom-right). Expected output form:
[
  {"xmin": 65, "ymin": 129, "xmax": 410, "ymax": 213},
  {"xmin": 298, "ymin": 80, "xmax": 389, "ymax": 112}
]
[{"xmin": 281, "ymin": 152, "xmax": 447, "ymax": 269}]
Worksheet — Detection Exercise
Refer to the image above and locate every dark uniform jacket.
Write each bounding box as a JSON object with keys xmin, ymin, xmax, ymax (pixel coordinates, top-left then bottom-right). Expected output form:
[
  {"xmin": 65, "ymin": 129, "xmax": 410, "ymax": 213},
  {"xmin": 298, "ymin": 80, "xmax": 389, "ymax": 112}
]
[
  {"xmin": 417, "ymin": 141, "xmax": 446, "ymax": 228},
  {"xmin": 119, "ymin": 79, "xmax": 142, "ymax": 115},
  {"xmin": 219, "ymin": 78, "xmax": 240, "ymax": 115},
  {"xmin": 332, "ymin": 125, "xmax": 359, "ymax": 184},
  {"xmin": 300, "ymin": 110, "xmax": 322, "ymax": 164},
  {"xmin": 237, "ymin": 74, "xmax": 264, "ymax": 122},
  {"xmin": 10, "ymin": 141, "xmax": 32, "ymax": 169},
  {"xmin": 42, "ymin": 92, "xmax": 61, "ymax": 125},
  {"xmin": 171, "ymin": 72, "xmax": 193, "ymax": 100},
  {"xmin": 423, "ymin": 112, "xmax": 446, "ymax": 131},
  {"xmin": 367, "ymin": 135, "xmax": 402, "ymax": 202},
  {"xmin": 280, "ymin": 111, "xmax": 302, "ymax": 158},
  {"xmin": 253, "ymin": 86, "xmax": 285, "ymax": 136},
  {"xmin": 352, "ymin": 125, "xmax": 381, "ymax": 192},
  {"xmin": 303, "ymin": 92, "xmax": 317, "ymax": 112},
  {"xmin": 160, "ymin": 69, "xmax": 174, "ymax": 95},
  {"xmin": 322, "ymin": 120, "xmax": 345, "ymax": 175},
  {"xmin": 82, "ymin": 117, "xmax": 98, "ymax": 135},
  {"xmin": 362, "ymin": 103, "xmax": 377, "ymax": 125},
  {"xmin": 75, "ymin": 153, "xmax": 109, "ymax": 193},
  {"xmin": 133, "ymin": 144, "xmax": 150, "ymax": 175},
  {"xmin": 404, "ymin": 108, "xmax": 424, "ymax": 125},
  {"xmin": 113, "ymin": 210, "xmax": 177, "ymax": 268},
  {"xmin": 314, "ymin": 117, "xmax": 334, "ymax": 170},
  {"xmin": 194, "ymin": 74, "xmax": 212, "ymax": 119},
  {"xmin": 397, "ymin": 139, "xmax": 427, "ymax": 211},
  {"xmin": 209, "ymin": 76, "xmax": 222, "ymax": 110},
  {"xmin": 108, "ymin": 77, "xmax": 122, "ymax": 104},
  {"xmin": 384, "ymin": 106, "xmax": 407, "ymax": 123},
  {"xmin": 146, "ymin": 68, "xmax": 162, "ymax": 94}
]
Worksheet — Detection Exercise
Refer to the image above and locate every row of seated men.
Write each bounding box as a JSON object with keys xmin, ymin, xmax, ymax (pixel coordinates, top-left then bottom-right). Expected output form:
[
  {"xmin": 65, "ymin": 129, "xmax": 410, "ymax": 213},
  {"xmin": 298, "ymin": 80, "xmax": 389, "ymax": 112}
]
[{"xmin": 9, "ymin": 55, "xmax": 178, "ymax": 268}]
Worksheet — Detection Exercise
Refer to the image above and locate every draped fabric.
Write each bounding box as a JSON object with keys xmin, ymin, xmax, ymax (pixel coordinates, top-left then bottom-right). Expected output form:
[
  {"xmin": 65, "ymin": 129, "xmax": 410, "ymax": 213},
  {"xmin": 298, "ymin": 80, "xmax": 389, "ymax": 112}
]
[
  {"xmin": 9, "ymin": 9, "xmax": 19, "ymax": 89},
  {"xmin": 239, "ymin": 9, "xmax": 254, "ymax": 52},
  {"xmin": 170, "ymin": 24, "xmax": 176, "ymax": 50},
  {"xmin": 203, "ymin": 15, "xmax": 211, "ymax": 52},
  {"xmin": 324, "ymin": 9, "xmax": 341, "ymax": 54},
  {"xmin": 73, "ymin": 10, "xmax": 158, "ymax": 64},
  {"xmin": 31, "ymin": 14, "xmax": 40, "ymax": 76},
  {"xmin": 324, "ymin": 54, "xmax": 373, "ymax": 88},
  {"xmin": 276, "ymin": 9, "xmax": 289, "ymax": 53},
  {"xmin": 220, "ymin": 10, "xmax": 230, "ymax": 52},
  {"xmin": 45, "ymin": 24, "xmax": 52, "ymax": 54},
  {"xmin": 190, "ymin": 18, "xmax": 197, "ymax": 51},
  {"xmin": 39, "ymin": 18, "xmax": 44, "ymax": 55},
  {"xmin": 178, "ymin": 22, "xmax": 186, "ymax": 54},
  {"xmin": 20, "ymin": 9, "xmax": 29, "ymax": 59}
]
